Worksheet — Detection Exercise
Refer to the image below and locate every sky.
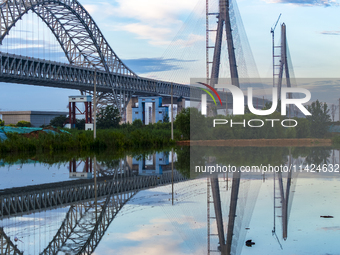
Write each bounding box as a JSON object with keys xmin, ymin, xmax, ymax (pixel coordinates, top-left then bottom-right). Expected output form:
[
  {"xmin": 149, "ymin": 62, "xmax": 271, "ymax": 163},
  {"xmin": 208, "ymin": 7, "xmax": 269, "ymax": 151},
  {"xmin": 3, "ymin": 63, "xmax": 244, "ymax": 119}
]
[{"xmin": 0, "ymin": 0, "xmax": 339, "ymax": 113}]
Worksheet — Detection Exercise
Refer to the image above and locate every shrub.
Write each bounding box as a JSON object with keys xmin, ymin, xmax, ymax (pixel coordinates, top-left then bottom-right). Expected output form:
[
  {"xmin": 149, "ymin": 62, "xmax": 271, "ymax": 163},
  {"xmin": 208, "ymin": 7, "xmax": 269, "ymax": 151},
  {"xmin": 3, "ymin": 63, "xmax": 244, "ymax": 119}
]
[
  {"xmin": 132, "ymin": 119, "xmax": 143, "ymax": 128},
  {"xmin": 50, "ymin": 115, "xmax": 68, "ymax": 128},
  {"xmin": 16, "ymin": 121, "xmax": 31, "ymax": 127}
]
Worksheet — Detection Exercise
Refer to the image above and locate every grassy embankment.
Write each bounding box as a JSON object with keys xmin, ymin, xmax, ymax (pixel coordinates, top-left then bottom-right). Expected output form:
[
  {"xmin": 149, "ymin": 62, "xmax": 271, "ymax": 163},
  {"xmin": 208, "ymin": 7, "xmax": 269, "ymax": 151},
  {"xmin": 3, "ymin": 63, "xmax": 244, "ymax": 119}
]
[{"xmin": 0, "ymin": 122, "xmax": 180, "ymax": 154}]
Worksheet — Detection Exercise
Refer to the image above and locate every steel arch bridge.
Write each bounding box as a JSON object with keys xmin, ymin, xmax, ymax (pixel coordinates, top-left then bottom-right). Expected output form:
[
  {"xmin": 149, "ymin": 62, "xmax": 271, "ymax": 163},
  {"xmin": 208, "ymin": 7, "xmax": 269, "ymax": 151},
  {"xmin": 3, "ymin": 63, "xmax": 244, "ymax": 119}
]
[
  {"xmin": 0, "ymin": 0, "xmax": 211, "ymax": 115},
  {"xmin": 0, "ymin": 0, "xmax": 135, "ymax": 76}
]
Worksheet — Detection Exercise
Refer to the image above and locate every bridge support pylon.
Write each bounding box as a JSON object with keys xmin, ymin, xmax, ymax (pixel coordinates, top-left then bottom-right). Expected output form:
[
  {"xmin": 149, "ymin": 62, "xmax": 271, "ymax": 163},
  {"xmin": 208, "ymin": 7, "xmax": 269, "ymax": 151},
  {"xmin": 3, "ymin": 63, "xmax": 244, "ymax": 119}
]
[{"xmin": 206, "ymin": 0, "xmax": 239, "ymax": 89}]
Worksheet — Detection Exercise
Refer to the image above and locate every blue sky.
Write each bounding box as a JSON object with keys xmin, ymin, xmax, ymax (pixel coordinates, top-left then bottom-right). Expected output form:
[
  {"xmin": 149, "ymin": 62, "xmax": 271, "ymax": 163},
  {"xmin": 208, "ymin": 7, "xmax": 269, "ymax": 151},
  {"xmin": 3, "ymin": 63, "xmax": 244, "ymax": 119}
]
[{"xmin": 0, "ymin": 0, "xmax": 339, "ymax": 113}]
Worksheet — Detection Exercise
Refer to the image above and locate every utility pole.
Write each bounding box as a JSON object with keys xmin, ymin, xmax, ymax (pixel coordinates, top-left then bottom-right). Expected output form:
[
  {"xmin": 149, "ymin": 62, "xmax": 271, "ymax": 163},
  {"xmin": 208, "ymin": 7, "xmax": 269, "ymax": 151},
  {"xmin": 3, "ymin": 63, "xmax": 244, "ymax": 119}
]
[
  {"xmin": 93, "ymin": 68, "xmax": 97, "ymax": 139},
  {"xmin": 94, "ymin": 156, "xmax": 97, "ymax": 222},
  {"xmin": 171, "ymin": 148, "xmax": 174, "ymax": 205},
  {"xmin": 171, "ymin": 83, "xmax": 174, "ymax": 140},
  {"xmin": 338, "ymin": 98, "xmax": 340, "ymax": 122}
]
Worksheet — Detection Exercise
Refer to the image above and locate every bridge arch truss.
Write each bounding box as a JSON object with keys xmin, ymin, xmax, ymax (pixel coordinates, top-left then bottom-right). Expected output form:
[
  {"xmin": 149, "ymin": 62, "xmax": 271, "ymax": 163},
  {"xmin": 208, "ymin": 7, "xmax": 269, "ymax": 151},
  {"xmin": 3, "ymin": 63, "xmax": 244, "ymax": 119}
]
[{"xmin": 0, "ymin": 0, "xmax": 136, "ymax": 77}]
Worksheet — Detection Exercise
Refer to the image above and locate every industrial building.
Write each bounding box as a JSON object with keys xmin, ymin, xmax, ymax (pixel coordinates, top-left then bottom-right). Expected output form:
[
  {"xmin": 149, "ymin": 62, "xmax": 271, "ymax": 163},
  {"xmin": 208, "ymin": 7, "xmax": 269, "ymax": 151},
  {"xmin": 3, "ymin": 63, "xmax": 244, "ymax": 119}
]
[
  {"xmin": 131, "ymin": 96, "xmax": 169, "ymax": 124},
  {"xmin": 0, "ymin": 111, "xmax": 68, "ymax": 127}
]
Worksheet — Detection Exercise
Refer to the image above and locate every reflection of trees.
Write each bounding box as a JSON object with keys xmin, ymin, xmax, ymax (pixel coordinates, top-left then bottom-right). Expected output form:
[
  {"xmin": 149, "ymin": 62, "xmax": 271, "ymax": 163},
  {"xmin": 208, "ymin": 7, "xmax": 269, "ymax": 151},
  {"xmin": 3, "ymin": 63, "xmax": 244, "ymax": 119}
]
[
  {"xmin": 175, "ymin": 146, "xmax": 206, "ymax": 178},
  {"xmin": 305, "ymin": 147, "xmax": 331, "ymax": 166},
  {"xmin": 98, "ymin": 159, "xmax": 120, "ymax": 170},
  {"xmin": 292, "ymin": 146, "xmax": 332, "ymax": 166},
  {"xmin": 213, "ymin": 147, "xmax": 288, "ymax": 166}
]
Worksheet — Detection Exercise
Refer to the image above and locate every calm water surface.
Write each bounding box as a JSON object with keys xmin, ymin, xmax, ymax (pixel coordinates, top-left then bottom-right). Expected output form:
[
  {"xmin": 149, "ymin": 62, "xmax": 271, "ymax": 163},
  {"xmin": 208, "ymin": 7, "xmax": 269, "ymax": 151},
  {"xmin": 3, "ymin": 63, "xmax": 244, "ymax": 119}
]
[{"xmin": 0, "ymin": 147, "xmax": 339, "ymax": 255}]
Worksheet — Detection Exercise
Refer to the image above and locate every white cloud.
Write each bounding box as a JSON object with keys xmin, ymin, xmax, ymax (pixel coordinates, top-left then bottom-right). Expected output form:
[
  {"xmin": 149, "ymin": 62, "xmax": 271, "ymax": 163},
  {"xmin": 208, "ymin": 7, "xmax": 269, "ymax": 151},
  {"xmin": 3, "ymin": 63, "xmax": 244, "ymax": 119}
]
[
  {"xmin": 121, "ymin": 23, "xmax": 172, "ymax": 42},
  {"xmin": 102, "ymin": 0, "xmax": 199, "ymax": 24},
  {"xmin": 172, "ymin": 34, "xmax": 205, "ymax": 47},
  {"xmin": 83, "ymin": 0, "xmax": 203, "ymax": 46},
  {"xmin": 320, "ymin": 30, "xmax": 340, "ymax": 35},
  {"xmin": 120, "ymin": 218, "xmax": 172, "ymax": 241},
  {"xmin": 94, "ymin": 216, "xmax": 205, "ymax": 255},
  {"xmin": 262, "ymin": 0, "xmax": 339, "ymax": 6},
  {"xmin": 82, "ymin": 4, "xmax": 99, "ymax": 14}
]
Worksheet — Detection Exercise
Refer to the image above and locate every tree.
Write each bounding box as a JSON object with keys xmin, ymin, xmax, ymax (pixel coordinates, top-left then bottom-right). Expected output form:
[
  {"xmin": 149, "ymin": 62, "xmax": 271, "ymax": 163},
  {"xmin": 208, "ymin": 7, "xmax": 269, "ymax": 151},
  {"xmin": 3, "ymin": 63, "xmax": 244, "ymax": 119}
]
[
  {"xmin": 50, "ymin": 115, "xmax": 68, "ymax": 128},
  {"xmin": 330, "ymin": 104, "xmax": 338, "ymax": 122},
  {"xmin": 306, "ymin": 100, "xmax": 331, "ymax": 138},
  {"xmin": 175, "ymin": 107, "xmax": 207, "ymax": 140},
  {"xmin": 163, "ymin": 113, "xmax": 169, "ymax": 123},
  {"xmin": 0, "ymin": 119, "xmax": 4, "ymax": 126},
  {"xmin": 263, "ymin": 99, "xmax": 281, "ymax": 113},
  {"xmin": 75, "ymin": 119, "xmax": 86, "ymax": 130},
  {"xmin": 294, "ymin": 117, "xmax": 310, "ymax": 138},
  {"xmin": 96, "ymin": 105, "xmax": 121, "ymax": 129}
]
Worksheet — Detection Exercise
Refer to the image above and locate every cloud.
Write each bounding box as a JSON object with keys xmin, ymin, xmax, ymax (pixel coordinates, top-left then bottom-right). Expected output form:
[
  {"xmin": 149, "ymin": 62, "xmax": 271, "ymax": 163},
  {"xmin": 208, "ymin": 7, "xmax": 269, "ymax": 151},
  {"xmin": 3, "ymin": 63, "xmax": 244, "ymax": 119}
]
[
  {"xmin": 94, "ymin": 239, "xmax": 194, "ymax": 255},
  {"xmin": 120, "ymin": 23, "xmax": 172, "ymax": 43},
  {"xmin": 95, "ymin": 215, "xmax": 205, "ymax": 255},
  {"xmin": 122, "ymin": 57, "xmax": 195, "ymax": 74},
  {"xmin": 88, "ymin": 0, "xmax": 199, "ymax": 24},
  {"xmin": 172, "ymin": 34, "xmax": 205, "ymax": 47},
  {"xmin": 320, "ymin": 226, "xmax": 340, "ymax": 231},
  {"xmin": 117, "ymin": 22, "xmax": 204, "ymax": 45},
  {"xmin": 263, "ymin": 0, "xmax": 339, "ymax": 6},
  {"xmin": 320, "ymin": 31, "xmax": 340, "ymax": 35},
  {"xmin": 83, "ymin": 0, "xmax": 202, "ymax": 46},
  {"xmin": 120, "ymin": 218, "xmax": 172, "ymax": 241}
]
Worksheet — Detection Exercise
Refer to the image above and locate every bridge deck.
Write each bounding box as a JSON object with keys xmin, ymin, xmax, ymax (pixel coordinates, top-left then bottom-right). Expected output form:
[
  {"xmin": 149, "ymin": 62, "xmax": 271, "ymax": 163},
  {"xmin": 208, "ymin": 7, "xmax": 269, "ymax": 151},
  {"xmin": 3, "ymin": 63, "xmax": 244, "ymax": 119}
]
[{"xmin": 0, "ymin": 171, "xmax": 186, "ymax": 218}]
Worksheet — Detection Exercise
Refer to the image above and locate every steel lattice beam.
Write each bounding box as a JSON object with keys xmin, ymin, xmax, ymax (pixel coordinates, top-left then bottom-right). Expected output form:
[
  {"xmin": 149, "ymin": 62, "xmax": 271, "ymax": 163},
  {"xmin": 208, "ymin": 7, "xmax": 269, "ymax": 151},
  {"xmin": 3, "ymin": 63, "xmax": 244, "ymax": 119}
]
[
  {"xmin": 40, "ymin": 186, "xmax": 136, "ymax": 254},
  {"xmin": 0, "ymin": 227, "xmax": 23, "ymax": 255},
  {"xmin": 40, "ymin": 201, "xmax": 94, "ymax": 255},
  {"xmin": 0, "ymin": 52, "xmax": 200, "ymax": 100},
  {"xmin": 0, "ymin": 170, "xmax": 186, "ymax": 218}
]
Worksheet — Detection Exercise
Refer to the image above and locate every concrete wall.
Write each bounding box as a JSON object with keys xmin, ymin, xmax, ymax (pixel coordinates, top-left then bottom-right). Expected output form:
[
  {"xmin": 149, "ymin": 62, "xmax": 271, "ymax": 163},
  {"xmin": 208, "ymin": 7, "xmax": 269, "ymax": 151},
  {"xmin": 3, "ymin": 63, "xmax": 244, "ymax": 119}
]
[
  {"xmin": 30, "ymin": 113, "xmax": 67, "ymax": 127},
  {"xmin": 1, "ymin": 114, "xmax": 30, "ymax": 125},
  {"xmin": 125, "ymin": 97, "xmax": 138, "ymax": 124}
]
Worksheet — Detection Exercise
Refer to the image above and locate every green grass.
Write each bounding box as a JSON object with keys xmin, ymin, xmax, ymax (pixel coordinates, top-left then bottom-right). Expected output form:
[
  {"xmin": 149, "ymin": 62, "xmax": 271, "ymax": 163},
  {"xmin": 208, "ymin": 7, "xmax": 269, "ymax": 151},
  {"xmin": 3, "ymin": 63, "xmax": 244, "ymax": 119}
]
[{"xmin": 0, "ymin": 123, "xmax": 180, "ymax": 154}]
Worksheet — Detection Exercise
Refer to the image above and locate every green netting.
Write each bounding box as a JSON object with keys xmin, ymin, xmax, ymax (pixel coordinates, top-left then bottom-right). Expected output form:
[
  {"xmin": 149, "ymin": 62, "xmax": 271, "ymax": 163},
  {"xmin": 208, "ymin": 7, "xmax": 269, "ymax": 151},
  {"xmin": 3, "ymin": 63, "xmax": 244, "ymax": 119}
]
[
  {"xmin": 2, "ymin": 127, "xmax": 43, "ymax": 134},
  {"xmin": 0, "ymin": 128, "xmax": 7, "ymax": 141},
  {"xmin": 329, "ymin": 125, "xmax": 340, "ymax": 133},
  {"xmin": 0, "ymin": 127, "xmax": 69, "ymax": 140}
]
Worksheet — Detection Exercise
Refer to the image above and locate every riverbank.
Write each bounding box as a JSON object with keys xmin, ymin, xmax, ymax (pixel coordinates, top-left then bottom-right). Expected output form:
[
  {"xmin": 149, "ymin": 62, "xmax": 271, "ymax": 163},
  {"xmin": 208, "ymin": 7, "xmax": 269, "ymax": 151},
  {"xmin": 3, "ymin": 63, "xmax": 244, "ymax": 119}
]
[
  {"xmin": 0, "ymin": 124, "xmax": 178, "ymax": 153},
  {"xmin": 177, "ymin": 138, "xmax": 333, "ymax": 147}
]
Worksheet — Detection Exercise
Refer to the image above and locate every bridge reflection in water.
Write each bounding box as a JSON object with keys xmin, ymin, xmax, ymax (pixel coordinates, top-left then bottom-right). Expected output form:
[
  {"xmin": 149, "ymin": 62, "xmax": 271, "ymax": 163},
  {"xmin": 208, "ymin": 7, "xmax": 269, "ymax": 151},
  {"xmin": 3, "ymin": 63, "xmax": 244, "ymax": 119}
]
[
  {"xmin": 0, "ymin": 152, "xmax": 183, "ymax": 255},
  {"xmin": 0, "ymin": 151, "xmax": 317, "ymax": 255}
]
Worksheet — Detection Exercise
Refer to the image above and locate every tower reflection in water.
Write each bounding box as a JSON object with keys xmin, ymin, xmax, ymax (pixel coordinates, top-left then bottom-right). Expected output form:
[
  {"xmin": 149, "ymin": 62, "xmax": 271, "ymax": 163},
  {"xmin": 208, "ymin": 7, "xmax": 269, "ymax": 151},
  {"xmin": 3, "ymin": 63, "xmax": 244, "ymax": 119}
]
[{"xmin": 207, "ymin": 149, "xmax": 304, "ymax": 255}]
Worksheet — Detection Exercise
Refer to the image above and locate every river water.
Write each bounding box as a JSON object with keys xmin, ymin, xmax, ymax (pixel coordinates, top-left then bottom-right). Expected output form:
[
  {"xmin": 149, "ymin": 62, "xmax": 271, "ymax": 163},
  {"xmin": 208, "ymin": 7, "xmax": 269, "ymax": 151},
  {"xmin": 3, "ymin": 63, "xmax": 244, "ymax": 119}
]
[{"xmin": 1, "ymin": 146, "xmax": 339, "ymax": 255}]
